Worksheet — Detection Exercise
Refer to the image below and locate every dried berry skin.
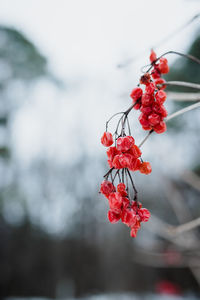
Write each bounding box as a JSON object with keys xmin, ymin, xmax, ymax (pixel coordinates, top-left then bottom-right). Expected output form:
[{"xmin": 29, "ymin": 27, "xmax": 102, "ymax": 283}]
[
  {"xmin": 140, "ymin": 73, "xmax": 151, "ymax": 85},
  {"xmin": 155, "ymin": 90, "xmax": 167, "ymax": 105},
  {"xmin": 138, "ymin": 208, "xmax": 151, "ymax": 222},
  {"xmin": 149, "ymin": 50, "xmax": 157, "ymax": 63},
  {"xmin": 108, "ymin": 192, "xmax": 123, "ymax": 212},
  {"xmin": 159, "ymin": 57, "xmax": 169, "ymax": 74},
  {"xmin": 153, "ymin": 121, "xmax": 167, "ymax": 134},
  {"xmin": 121, "ymin": 208, "xmax": 137, "ymax": 227},
  {"xmin": 101, "ymin": 132, "xmax": 113, "ymax": 147},
  {"xmin": 117, "ymin": 136, "xmax": 135, "ymax": 152},
  {"xmin": 130, "ymin": 87, "xmax": 143, "ymax": 102},
  {"xmin": 139, "ymin": 162, "xmax": 152, "ymax": 175},
  {"xmin": 100, "ymin": 180, "xmax": 116, "ymax": 197},
  {"xmin": 117, "ymin": 183, "xmax": 128, "ymax": 197},
  {"xmin": 107, "ymin": 210, "xmax": 121, "ymax": 223},
  {"xmin": 148, "ymin": 113, "xmax": 161, "ymax": 126},
  {"xmin": 145, "ymin": 82, "xmax": 155, "ymax": 95},
  {"xmin": 155, "ymin": 78, "xmax": 166, "ymax": 90}
]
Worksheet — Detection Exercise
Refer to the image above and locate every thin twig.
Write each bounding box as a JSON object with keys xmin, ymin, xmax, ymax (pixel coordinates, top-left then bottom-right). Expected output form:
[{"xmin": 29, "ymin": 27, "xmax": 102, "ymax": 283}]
[
  {"xmin": 163, "ymin": 81, "xmax": 200, "ymax": 90},
  {"xmin": 166, "ymin": 101, "xmax": 200, "ymax": 121},
  {"xmin": 167, "ymin": 92, "xmax": 200, "ymax": 101},
  {"xmin": 169, "ymin": 217, "xmax": 200, "ymax": 236}
]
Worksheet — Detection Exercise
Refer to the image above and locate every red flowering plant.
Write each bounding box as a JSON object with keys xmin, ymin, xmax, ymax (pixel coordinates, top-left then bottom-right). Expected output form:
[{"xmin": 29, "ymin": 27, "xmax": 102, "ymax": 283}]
[{"xmin": 100, "ymin": 49, "xmax": 200, "ymax": 238}]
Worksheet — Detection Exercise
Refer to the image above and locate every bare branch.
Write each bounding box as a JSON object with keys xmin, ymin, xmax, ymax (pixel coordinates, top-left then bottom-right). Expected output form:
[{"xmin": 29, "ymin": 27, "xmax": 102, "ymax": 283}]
[
  {"xmin": 167, "ymin": 92, "xmax": 200, "ymax": 101},
  {"xmin": 166, "ymin": 101, "xmax": 200, "ymax": 121},
  {"xmin": 169, "ymin": 217, "xmax": 200, "ymax": 236},
  {"xmin": 163, "ymin": 81, "xmax": 200, "ymax": 90}
]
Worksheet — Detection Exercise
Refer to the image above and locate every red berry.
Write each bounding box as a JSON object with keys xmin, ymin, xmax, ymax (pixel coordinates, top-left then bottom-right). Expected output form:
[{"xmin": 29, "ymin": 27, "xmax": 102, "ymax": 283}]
[
  {"xmin": 128, "ymin": 145, "xmax": 142, "ymax": 159},
  {"xmin": 151, "ymin": 64, "xmax": 161, "ymax": 79},
  {"xmin": 153, "ymin": 103, "xmax": 168, "ymax": 117},
  {"xmin": 138, "ymin": 208, "xmax": 151, "ymax": 222},
  {"xmin": 149, "ymin": 50, "xmax": 157, "ymax": 63},
  {"xmin": 101, "ymin": 132, "xmax": 113, "ymax": 147},
  {"xmin": 139, "ymin": 113, "xmax": 150, "ymax": 127},
  {"xmin": 108, "ymin": 192, "xmax": 123, "ymax": 212},
  {"xmin": 139, "ymin": 162, "xmax": 152, "ymax": 174},
  {"xmin": 118, "ymin": 153, "xmax": 134, "ymax": 169},
  {"xmin": 121, "ymin": 208, "xmax": 137, "ymax": 227},
  {"xmin": 140, "ymin": 73, "xmax": 151, "ymax": 85},
  {"xmin": 107, "ymin": 146, "xmax": 121, "ymax": 167},
  {"xmin": 140, "ymin": 105, "xmax": 152, "ymax": 115},
  {"xmin": 148, "ymin": 113, "xmax": 160, "ymax": 126},
  {"xmin": 155, "ymin": 78, "xmax": 166, "ymax": 90},
  {"xmin": 158, "ymin": 57, "xmax": 169, "ymax": 74},
  {"xmin": 141, "ymin": 93, "xmax": 154, "ymax": 106},
  {"xmin": 155, "ymin": 90, "xmax": 167, "ymax": 105},
  {"xmin": 117, "ymin": 136, "xmax": 135, "ymax": 152},
  {"xmin": 129, "ymin": 158, "xmax": 141, "ymax": 171},
  {"xmin": 130, "ymin": 87, "xmax": 143, "ymax": 103},
  {"xmin": 142, "ymin": 124, "xmax": 152, "ymax": 131},
  {"xmin": 107, "ymin": 210, "xmax": 121, "ymax": 223},
  {"xmin": 145, "ymin": 82, "xmax": 155, "ymax": 95},
  {"xmin": 153, "ymin": 121, "xmax": 167, "ymax": 134},
  {"xmin": 112, "ymin": 154, "xmax": 123, "ymax": 169},
  {"xmin": 100, "ymin": 180, "xmax": 116, "ymax": 197},
  {"xmin": 117, "ymin": 183, "xmax": 127, "ymax": 197}
]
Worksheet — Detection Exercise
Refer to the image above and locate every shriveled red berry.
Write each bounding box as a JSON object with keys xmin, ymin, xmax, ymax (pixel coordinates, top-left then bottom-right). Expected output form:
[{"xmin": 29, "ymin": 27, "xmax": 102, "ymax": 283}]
[
  {"xmin": 148, "ymin": 113, "xmax": 160, "ymax": 126},
  {"xmin": 117, "ymin": 136, "xmax": 135, "ymax": 152},
  {"xmin": 155, "ymin": 90, "xmax": 167, "ymax": 105},
  {"xmin": 140, "ymin": 73, "xmax": 151, "ymax": 85},
  {"xmin": 158, "ymin": 57, "xmax": 169, "ymax": 74},
  {"xmin": 118, "ymin": 153, "xmax": 134, "ymax": 169},
  {"xmin": 117, "ymin": 183, "xmax": 127, "ymax": 197},
  {"xmin": 149, "ymin": 50, "xmax": 157, "ymax": 63},
  {"xmin": 138, "ymin": 208, "xmax": 151, "ymax": 222},
  {"xmin": 155, "ymin": 78, "xmax": 166, "ymax": 90},
  {"xmin": 139, "ymin": 113, "xmax": 150, "ymax": 127},
  {"xmin": 153, "ymin": 121, "xmax": 167, "ymax": 134},
  {"xmin": 100, "ymin": 180, "xmax": 116, "ymax": 197},
  {"xmin": 153, "ymin": 103, "xmax": 168, "ymax": 117},
  {"xmin": 101, "ymin": 132, "xmax": 113, "ymax": 147},
  {"xmin": 129, "ymin": 158, "xmax": 141, "ymax": 171},
  {"xmin": 141, "ymin": 93, "xmax": 154, "ymax": 106},
  {"xmin": 145, "ymin": 82, "xmax": 155, "ymax": 95},
  {"xmin": 130, "ymin": 87, "xmax": 143, "ymax": 102},
  {"xmin": 151, "ymin": 65, "xmax": 161, "ymax": 79},
  {"xmin": 132, "ymin": 201, "xmax": 142, "ymax": 211},
  {"xmin": 112, "ymin": 154, "xmax": 123, "ymax": 169},
  {"xmin": 108, "ymin": 192, "xmax": 123, "ymax": 212},
  {"xmin": 121, "ymin": 208, "xmax": 137, "ymax": 227},
  {"xmin": 140, "ymin": 105, "xmax": 152, "ymax": 115},
  {"xmin": 107, "ymin": 210, "xmax": 121, "ymax": 223},
  {"xmin": 139, "ymin": 162, "xmax": 152, "ymax": 174},
  {"xmin": 128, "ymin": 145, "xmax": 142, "ymax": 159}
]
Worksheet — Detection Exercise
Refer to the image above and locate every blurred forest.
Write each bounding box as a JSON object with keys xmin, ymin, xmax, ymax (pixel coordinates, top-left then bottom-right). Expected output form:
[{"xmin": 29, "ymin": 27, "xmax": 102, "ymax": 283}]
[{"xmin": 0, "ymin": 24, "xmax": 200, "ymax": 299}]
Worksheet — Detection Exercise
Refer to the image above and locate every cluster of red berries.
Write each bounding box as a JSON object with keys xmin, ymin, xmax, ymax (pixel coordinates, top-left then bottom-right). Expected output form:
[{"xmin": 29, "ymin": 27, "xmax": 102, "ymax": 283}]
[
  {"xmin": 130, "ymin": 50, "xmax": 169, "ymax": 133},
  {"xmin": 100, "ymin": 180, "xmax": 150, "ymax": 237},
  {"xmin": 101, "ymin": 132, "xmax": 151, "ymax": 174},
  {"xmin": 100, "ymin": 50, "xmax": 170, "ymax": 238}
]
